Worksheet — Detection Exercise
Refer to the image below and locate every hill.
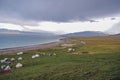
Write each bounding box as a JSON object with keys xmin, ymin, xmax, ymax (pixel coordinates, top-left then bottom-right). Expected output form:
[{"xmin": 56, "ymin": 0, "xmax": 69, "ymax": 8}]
[
  {"xmin": 63, "ymin": 31, "xmax": 108, "ymax": 37},
  {"xmin": 113, "ymin": 33, "xmax": 120, "ymax": 36},
  {"xmin": 0, "ymin": 29, "xmax": 56, "ymax": 36},
  {"xmin": 0, "ymin": 36, "xmax": 120, "ymax": 80}
]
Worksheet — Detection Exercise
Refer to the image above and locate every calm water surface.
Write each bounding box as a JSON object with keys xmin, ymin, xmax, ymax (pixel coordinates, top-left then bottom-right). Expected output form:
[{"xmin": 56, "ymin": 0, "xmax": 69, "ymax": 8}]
[{"xmin": 0, "ymin": 34, "xmax": 59, "ymax": 49}]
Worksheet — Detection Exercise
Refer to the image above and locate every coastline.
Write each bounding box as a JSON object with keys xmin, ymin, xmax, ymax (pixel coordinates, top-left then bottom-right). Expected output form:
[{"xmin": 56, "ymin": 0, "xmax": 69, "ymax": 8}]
[{"xmin": 0, "ymin": 38, "xmax": 65, "ymax": 54}]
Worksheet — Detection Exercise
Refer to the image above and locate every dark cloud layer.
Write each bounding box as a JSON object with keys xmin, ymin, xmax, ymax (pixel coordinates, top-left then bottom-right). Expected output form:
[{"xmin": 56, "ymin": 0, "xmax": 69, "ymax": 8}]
[{"xmin": 0, "ymin": 0, "xmax": 120, "ymax": 25}]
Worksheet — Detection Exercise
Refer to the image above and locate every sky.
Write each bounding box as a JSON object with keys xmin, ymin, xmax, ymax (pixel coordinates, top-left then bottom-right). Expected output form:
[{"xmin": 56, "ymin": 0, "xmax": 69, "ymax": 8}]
[{"xmin": 0, "ymin": 0, "xmax": 120, "ymax": 34}]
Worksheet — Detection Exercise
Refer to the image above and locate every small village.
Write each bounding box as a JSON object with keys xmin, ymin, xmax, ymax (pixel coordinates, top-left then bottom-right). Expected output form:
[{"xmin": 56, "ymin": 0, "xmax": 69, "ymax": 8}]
[
  {"xmin": 0, "ymin": 40, "xmax": 88, "ymax": 75},
  {"xmin": 0, "ymin": 51, "xmax": 57, "ymax": 75}
]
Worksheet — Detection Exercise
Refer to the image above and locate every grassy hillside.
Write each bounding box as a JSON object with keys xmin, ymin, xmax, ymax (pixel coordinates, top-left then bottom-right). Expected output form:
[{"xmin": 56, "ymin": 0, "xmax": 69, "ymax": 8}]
[{"xmin": 0, "ymin": 36, "xmax": 120, "ymax": 80}]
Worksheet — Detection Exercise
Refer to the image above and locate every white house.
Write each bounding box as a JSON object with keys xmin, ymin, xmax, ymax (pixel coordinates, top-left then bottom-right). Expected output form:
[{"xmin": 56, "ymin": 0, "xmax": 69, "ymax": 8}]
[
  {"xmin": 53, "ymin": 53, "xmax": 56, "ymax": 56},
  {"xmin": 0, "ymin": 59, "xmax": 5, "ymax": 63},
  {"xmin": 32, "ymin": 55, "xmax": 36, "ymax": 59},
  {"xmin": 10, "ymin": 58, "xmax": 15, "ymax": 62},
  {"xmin": 67, "ymin": 48, "xmax": 75, "ymax": 52},
  {"xmin": 15, "ymin": 63, "xmax": 23, "ymax": 68},
  {"xmin": 0, "ymin": 58, "xmax": 8, "ymax": 63},
  {"xmin": 18, "ymin": 57, "xmax": 22, "ymax": 61},
  {"xmin": 32, "ymin": 54, "xmax": 40, "ymax": 59},
  {"xmin": 35, "ymin": 54, "xmax": 39, "ymax": 57},
  {"xmin": 1, "ymin": 65, "xmax": 6, "ymax": 69},
  {"xmin": 80, "ymin": 41, "xmax": 86, "ymax": 45},
  {"xmin": 4, "ymin": 65, "xmax": 11, "ymax": 71},
  {"xmin": 61, "ymin": 44, "xmax": 76, "ymax": 47},
  {"xmin": 17, "ymin": 52, "xmax": 23, "ymax": 55}
]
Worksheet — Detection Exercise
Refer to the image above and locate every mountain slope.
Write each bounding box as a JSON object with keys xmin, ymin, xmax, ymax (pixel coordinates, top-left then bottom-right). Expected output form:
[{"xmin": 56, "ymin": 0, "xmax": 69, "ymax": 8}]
[
  {"xmin": 113, "ymin": 33, "xmax": 120, "ymax": 36},
  {"xmin": 0, "ymin": 29, "xmax": 56, "ymax": 36},
  {"xmin": 63, "ymin": 31, "xmax": 109, "ymax": 37}
]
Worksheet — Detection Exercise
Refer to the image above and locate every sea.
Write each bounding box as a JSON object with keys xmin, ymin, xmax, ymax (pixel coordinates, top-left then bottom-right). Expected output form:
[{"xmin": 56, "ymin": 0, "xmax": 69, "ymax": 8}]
[{"xmin": 0, "ymin": 34, "xmax": 60, "ymax": 49}]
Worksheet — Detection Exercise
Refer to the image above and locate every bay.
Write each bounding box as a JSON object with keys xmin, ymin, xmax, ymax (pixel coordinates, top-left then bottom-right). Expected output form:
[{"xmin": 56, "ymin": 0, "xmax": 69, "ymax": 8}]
[{"xmin": 0, "ymin": 34, "xmax": 59, "ymax": 49}]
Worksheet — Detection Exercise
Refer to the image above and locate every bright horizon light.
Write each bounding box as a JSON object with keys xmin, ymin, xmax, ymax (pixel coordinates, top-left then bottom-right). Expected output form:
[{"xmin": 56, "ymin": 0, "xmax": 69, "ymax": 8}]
[{"xmin": 0, "ymin": 17, "xmax": 120, "ymax": 34}]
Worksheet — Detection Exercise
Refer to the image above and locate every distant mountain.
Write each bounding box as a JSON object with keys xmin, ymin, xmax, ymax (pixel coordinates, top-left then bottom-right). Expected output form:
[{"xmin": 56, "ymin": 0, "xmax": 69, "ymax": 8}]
[
  {"xmin": 106, "ymin": 22, "xmax": 120, "ymax": 34},
  {"xmin": 0, "ymin": 29, "xmax": 21, "ymax": 34},
  {"xmin": 113, "ymin": 33, "xmax": 120, "ymax": 36},
  {"xmin": 0, "ymin": 29, "xmax": 56, "ymax": 36},
  {"xmin": 63, "ymin": 31, "xmax": 109, "ymax": 37}
]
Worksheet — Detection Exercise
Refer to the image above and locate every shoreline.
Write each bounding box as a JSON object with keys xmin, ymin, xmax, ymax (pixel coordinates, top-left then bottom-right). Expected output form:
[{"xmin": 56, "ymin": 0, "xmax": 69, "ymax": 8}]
[{"xmin": 0, "ymin": 38, "xmax": 66, "ymax": 54}]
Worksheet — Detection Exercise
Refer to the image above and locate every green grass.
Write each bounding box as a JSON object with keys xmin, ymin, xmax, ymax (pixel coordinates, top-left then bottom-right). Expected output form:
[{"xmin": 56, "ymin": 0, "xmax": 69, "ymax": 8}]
[{"xmin": 0, "ymin": 36, "xmax": 120, "ymax": 80}]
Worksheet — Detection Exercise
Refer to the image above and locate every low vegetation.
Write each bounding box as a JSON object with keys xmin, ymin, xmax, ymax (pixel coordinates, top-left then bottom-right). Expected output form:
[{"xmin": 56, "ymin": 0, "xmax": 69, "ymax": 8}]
[{"xmin": 0, "ymin": 36, "xmax": 120, "ymax": 80}]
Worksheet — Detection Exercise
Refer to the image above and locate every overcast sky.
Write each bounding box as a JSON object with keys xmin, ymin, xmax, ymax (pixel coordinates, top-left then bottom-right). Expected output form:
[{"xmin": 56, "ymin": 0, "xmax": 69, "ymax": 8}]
[{"xmin": 0, "ymin": 0, "xmax": 120, "ymax": 34}]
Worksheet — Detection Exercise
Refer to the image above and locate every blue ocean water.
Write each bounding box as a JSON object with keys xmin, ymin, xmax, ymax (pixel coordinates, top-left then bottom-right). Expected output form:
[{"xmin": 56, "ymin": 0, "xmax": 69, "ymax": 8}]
[{"xmin": 0, "ymin": 34, "xmax": 59, "ymax": 49}]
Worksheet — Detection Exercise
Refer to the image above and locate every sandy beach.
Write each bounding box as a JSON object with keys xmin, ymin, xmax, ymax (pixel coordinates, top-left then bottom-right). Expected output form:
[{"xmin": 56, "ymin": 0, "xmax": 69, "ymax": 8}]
[{"xmin": 0, "ymin": 38, "xmax": 65, "ymax": 54}]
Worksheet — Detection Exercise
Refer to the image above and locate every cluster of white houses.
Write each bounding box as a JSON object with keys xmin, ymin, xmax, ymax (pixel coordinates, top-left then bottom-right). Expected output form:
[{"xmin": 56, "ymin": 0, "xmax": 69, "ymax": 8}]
[
  {"xmin": 0, "ymin": 52, "xmax": 24, "ymax": 73},
  {"xmin": 0, "ymin": 41, "xmax": 87, "ymax": 75},
  {"xmin": 0, "ymin": 51, "xmax": 57, "ymax": 74}
]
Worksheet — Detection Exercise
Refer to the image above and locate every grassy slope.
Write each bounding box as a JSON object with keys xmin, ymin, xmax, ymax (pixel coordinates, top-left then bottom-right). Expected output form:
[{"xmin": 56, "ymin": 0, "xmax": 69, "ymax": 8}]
[{"xmin": 0, "ymin": 36, "xmax": 120, "ymax": 80}]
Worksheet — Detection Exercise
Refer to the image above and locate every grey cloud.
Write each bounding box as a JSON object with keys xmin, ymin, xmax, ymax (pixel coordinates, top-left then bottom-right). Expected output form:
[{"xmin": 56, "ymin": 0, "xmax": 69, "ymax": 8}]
[{"xmin": 0, "ymin": 0, "xmax": 120, "ymax": 25}]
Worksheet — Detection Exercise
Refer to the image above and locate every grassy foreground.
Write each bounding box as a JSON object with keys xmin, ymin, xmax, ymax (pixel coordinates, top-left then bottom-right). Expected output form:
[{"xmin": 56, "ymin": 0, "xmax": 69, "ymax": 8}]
[{"xmin": 0, "ymin": 36, "xmax": 120, "ymax": 80}]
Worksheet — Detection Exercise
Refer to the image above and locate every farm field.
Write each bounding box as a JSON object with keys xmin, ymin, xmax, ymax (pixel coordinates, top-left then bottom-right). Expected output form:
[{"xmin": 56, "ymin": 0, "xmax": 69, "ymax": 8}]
[{"xmin": 0, "ymin": 36, "xmax": 120, "ymax": 80}]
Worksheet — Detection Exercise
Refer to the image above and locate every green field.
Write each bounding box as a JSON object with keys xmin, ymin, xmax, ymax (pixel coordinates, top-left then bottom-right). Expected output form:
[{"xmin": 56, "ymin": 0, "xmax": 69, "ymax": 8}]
[{"xmin": 0, "ymin": 36, "xmax": 120, "ymax": 80}]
